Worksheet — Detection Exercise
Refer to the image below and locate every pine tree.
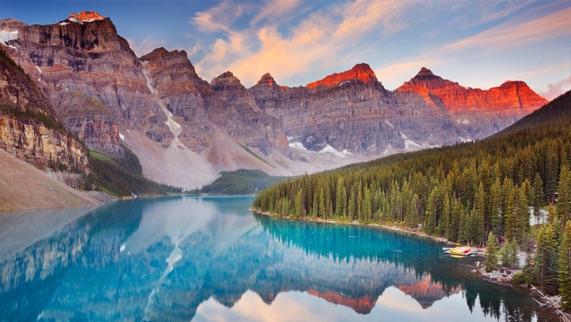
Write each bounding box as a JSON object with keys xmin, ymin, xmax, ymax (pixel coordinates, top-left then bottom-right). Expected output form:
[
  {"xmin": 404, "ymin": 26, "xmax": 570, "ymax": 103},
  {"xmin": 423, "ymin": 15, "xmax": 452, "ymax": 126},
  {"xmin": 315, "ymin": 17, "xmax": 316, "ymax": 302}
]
[
  {"xmin": 501, "ymin": 239, "xmax": 519, "ymax": 269},
  {"xmin": 318, "ymin": 188, "xmax": 326, "ymax": 218},
  {"xmin": 364, "ymin": 186, "xmax": 373, "ymax": 223},
  {"xmin": 504, "ymin": 183, "xmax": 517, "ymax": 242},
  {"xmin": 485, "ymin": 232, "xmax": 499, "ymax": 272},
  {"xmin": 448, "ymin": 197, "xmax": 462, "ymax": 242},
  {"xmin": 508, "ymin": 239, "xmax": 519, "ymax": 269},
  {"xmin": 335, "ymin": 177, "xmax": 345, "ymax": 218},
  {"xmin": 409, "ymin": 194, "xmax": 420, "ymax": 228},
  {"xmin": 294, "ymin": 188, "xmax": 304, "ymax": 217},
  {"xmin": 472, "ymin": 183, "xmax": 486, "ymax": 244},
  {"xmin": 559, "ymin": 220, "xmax": 571, "ymax": 310},
  {"xmin": 348, "ymin": 186, "xmax": 356, "ymax": 221},
  {"xmin": 545, "ymin": 147, "xmax": 559, "ymax": 202},
  {"xmin": 536, "ymin": 223, "xmax": 559, "ymax": 294},
  {"xmin": 533, "ymin": 173, "xmax": 544, "ymax": 218},
  {"xmin": 490, "ymin": 178, "xmax": 502, "ymax": 236},
  {"xmin": 311, "ymin": 189, "xmax": 319, "ymax": 217},
  {"xmin": 441, "ymin": 195, "xmax": 450, "ymax": 238},
  {"xmin": 557, "ymin": 164, "xmax": 571, "ymax": 222},
  {"xmin": 515, "ymin": 185, "xmax": 530, "ymax": 244},
  {"xmin": 424, "ymin": 189, "xmax": 438, "ymax": 235}
]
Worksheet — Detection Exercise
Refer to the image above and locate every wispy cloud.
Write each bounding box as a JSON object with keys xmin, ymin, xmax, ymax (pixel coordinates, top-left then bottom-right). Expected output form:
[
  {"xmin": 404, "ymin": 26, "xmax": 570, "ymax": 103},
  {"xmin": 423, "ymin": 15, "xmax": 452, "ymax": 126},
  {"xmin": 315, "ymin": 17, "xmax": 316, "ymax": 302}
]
[
  {"xmin": 186, "ymin": 0, "xmax": 570, "ymax": 91},
  {"xmin": 192, "ymin": 0, "xmax": 247, "ymax": 33},
  {"xmin": 542, "ymin": 77, "xmax": 571, "ymax": 100},
  {"xmin": 375, "ymin": 5, "xmax": 571, "ymax": 89},
  {"xmin": 251, "ymin": 0, "xmax": 301, "ymax": 25},
  {"xmin": 444, "ymin": 6, "xmax": 571, "ymax": 51},
  {"xmin": 193, "ymin": 0, "xmax": 411, "ymax": 85}
]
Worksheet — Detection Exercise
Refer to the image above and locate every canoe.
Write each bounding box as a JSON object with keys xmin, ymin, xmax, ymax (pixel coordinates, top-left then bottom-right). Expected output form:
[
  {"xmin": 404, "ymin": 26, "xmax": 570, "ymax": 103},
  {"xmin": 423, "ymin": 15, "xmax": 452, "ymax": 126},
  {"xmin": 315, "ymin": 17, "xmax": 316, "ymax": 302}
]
[{"xmin": 444, "ymin": 246, "xmax": 474, "ymax": 257}]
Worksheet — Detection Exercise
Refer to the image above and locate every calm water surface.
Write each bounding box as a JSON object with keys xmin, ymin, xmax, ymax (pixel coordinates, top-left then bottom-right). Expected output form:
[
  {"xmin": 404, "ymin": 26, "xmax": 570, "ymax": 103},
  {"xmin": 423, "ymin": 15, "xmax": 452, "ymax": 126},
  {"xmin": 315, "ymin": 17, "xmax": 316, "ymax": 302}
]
[{"xmin": 0, "ymin": 196, "xmax": 558, "ymax": 321}]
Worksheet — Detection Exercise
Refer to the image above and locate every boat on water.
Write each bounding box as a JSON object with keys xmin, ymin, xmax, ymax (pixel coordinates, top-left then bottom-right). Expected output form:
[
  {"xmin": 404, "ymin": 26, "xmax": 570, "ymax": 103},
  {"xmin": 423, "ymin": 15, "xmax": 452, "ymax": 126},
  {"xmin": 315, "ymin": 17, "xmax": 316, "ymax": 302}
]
[{"xmin": 443, "ymin": 246, "xmax": 483, "ymax": 257}]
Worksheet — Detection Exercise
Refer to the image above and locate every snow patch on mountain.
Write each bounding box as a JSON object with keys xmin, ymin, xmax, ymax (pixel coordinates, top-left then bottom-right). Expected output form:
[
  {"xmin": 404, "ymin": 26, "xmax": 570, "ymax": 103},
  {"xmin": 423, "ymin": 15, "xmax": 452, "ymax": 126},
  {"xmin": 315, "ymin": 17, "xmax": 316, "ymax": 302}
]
[
  {"xmin": 0, "ymin": 30, "xmax": 18, "ymax": 46},
  {"xmin": 287, "ymin": 137, "xmax": 351, "ymax": 158},
  {"xmin": 400, "ymin": 132, "xmax": 420, "ymax": 150},
  {"xmin": 141, "ymin": 65, "xmax": 182, "ymax": 147},
  {"xmin": 319, "ymin": 144, "xmax": 352, "ymax": 158},
  {"xmin": 400, "ymin": 132, "xmax": 439, "ymax": 151},
  {"xmin": 287, "ymin": 136, "xmax": 308, "ymax": 151}
]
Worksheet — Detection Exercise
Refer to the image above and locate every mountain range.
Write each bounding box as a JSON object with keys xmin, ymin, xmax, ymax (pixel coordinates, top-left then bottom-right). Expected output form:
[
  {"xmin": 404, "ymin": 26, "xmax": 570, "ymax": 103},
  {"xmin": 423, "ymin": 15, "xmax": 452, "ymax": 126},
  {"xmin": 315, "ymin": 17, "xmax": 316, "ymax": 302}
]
[{"xmin": 0, "ymin": 11, "xmax": 547, "ymax": 190}]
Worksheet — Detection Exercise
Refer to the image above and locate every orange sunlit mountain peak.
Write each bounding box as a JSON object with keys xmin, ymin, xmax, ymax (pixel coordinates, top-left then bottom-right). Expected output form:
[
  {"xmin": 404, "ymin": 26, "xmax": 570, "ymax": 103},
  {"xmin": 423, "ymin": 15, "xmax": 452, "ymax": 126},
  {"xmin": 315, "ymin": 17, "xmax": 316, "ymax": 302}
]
[
  {"xmin": 306, "ymin": 63, "xmax": 378, "ymax": 90},
  {"xmin": 67, "ymin": 11, "xmax": 105, "ymax": 23}
]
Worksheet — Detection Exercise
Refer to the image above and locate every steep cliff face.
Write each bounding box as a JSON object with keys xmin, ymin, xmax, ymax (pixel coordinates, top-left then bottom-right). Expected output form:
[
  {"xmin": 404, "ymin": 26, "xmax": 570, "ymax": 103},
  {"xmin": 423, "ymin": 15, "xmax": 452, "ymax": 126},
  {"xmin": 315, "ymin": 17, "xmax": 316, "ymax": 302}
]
[
  {"xmin": 397, "ymin": 67, "xmax": 546, "ymax": 113},
  {"xmin": 0, "ymin": 114, "xmax": 88, "ymax": 171},
  {"xmin": 0, "ymin": 14, "xmax": 169, "ymax": 156},
  {"xmin": 0, "ymin": 13, "xmax": 548, "ymax": 189},
  {"xmin": 396, "ymin": 68, "xmax": 547, "ymax": 138},
  {"xmin": 139, "ymin": 47, "xmax": 289, "ymax": 155},
  {"xmin": 254, "ymin": 64, "xmax": 461, "ymax": 154},
  {"xmin": 206, "ymin": 71, "xmax": 288, "ymax": 154},
  {"xmin": 0, "ymin": 48, "xmax": 88, "ymax": 172},
  {"xmin": 139, "ymin": 48, "xmax": 288, "ymax": 159},
  {"xmin": 139, "ymin": 47, "xmax": 211, "ymax": 151}
]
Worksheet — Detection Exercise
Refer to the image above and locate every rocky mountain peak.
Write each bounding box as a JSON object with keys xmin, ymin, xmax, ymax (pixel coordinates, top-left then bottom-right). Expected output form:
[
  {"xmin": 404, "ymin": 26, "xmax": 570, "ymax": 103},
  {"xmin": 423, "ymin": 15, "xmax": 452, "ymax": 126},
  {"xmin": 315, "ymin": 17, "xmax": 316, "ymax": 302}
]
[
  {"xmin": 67, "ymin": 11, "xmax": 106, "ymax": 23},
  {"xmin": 211, "ymin": 71, "xmax": 245, "ymax": 91},
  {"xmin": 413, "ymin": 67, "xmax": 439, "ymax": 80},
  {"xmin": 397, "ymin": 68, "xmax": 547, "ymax": 113},
  {"xmin": 0, "ymin": 19, "xmax": 26, "ymax": 29},
  {"xmin": 139, "ymin": 47, "xmax": 169, "ymax": 60},
  {"xmin": 493, "ymin": 80, "xmax": 547, "ymax": 109},
  {"xmin": 398, "ymin": 68, "xmax": 455, "ymax": 92},
  {"xmin": 499, "ymin": 80, "xmax": 530, "ymax": 89},
  {"xmin": 306, "ymin": 63, "xmax": 378, "ymax": 90},
  {"xmin": 256, "ymin": 73, "xmax": 278, "ymax": 87},
  {"xmin": 139, "ymin": 47, "xmax": 188, "ymax": 62}
]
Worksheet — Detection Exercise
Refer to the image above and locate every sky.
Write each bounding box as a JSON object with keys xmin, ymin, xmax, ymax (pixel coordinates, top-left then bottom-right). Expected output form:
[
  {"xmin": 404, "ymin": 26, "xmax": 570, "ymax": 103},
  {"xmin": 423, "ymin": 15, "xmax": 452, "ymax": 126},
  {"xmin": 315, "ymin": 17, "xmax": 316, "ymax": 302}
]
[{"xmin": 2, "ymin": 0, "xmax": 571, "ymax": 98}]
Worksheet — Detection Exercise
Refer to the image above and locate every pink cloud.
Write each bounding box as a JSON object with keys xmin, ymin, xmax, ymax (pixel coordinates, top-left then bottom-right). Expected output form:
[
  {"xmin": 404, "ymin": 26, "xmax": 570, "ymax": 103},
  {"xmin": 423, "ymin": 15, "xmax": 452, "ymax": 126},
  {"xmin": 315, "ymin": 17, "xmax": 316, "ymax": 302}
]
[
  {"xmin": 444, "ymin": 7, "xmax": 571, "ymax": 51},
  {"xmin": 541, "ymin": 77, "xmax": 571, "ymax": 100}
]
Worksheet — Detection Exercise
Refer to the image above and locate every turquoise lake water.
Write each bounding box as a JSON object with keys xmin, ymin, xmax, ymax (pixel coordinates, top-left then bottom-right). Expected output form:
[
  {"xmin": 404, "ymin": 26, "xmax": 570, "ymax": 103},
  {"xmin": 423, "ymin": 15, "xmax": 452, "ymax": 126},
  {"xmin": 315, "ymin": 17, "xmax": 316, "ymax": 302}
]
[{"xmin": 0, "ymin": 196, "xmax": 558, "ymax": 321}]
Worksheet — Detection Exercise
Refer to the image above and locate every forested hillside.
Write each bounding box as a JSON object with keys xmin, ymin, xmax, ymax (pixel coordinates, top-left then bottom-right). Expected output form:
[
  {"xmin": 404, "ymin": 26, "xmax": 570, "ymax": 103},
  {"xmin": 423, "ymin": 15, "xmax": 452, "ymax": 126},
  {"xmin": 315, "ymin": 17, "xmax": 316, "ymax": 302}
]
[
  {"xmin": 199, "ymin": 169, "xmax": 285, "ymax": 194},
  {"xmin": 87, "ymin": 147, "xmax": 181, "ymax": 197},
  {"xmin": 254, "ymin": 91, "xmax": 571, "ymax": 308}
]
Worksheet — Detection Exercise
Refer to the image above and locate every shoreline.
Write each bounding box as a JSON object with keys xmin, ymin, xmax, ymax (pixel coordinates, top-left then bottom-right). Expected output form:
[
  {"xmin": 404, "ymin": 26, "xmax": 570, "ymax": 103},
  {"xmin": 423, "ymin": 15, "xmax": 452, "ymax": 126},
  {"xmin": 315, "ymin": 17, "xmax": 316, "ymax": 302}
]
[
  {"xmin": 252, "ymin": 207, "xmax": 571, "ymax": 320},
  {"xmin": 251, "ymin": 208, "xmax": 458, "ymax": 246}
]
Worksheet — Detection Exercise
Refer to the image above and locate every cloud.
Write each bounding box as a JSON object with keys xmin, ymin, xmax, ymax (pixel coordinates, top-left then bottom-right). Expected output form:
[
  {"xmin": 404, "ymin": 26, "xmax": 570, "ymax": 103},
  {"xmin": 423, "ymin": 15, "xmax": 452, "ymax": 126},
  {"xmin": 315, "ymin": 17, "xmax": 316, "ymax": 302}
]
[
  {"xmin": 444, "ymin": 6, "xmax": 571, "ymax": 51},
  {"xmin": 188, "ymin": 0, "xmax": 570, "ymax": 91},
  {"xmin": 195, "ymin": 32, "xmax": 250, "ymax": 81},
  {"xmin": 541, "ymin": 77, "xmax": 571, "ymax": 100},
  {"xmin": 251, "ymin": 0, "xmax": 301, "ymax": 25},
  {"xmin": 194, "ymin": 0, "xmax": 410, "ymax": 86},
  {"xmin": 375, "ymin": 57, "xmax": 443, "ymax": 89},
  {"xmin": 192, "ymin": 0, "xmax": 246, "ymax": 33},
  {"xmin": 373, "ymin": 6, "xmax": 571, "ymax": 89},
  {"xmin": 224, "ymin": 27, "xmax": 332, "ymax": 85},
  {"xmin": 332, "ymin": 0, "xmax": 407, "ymax": 40}
]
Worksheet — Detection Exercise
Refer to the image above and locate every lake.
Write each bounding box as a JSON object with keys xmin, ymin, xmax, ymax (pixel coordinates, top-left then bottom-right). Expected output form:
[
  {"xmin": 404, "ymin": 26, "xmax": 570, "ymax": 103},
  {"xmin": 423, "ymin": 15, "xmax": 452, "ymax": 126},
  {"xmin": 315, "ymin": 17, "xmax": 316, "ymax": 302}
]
[{"xmin": 0, "ymin": 196, "xmax": 557, "ymax": 321}]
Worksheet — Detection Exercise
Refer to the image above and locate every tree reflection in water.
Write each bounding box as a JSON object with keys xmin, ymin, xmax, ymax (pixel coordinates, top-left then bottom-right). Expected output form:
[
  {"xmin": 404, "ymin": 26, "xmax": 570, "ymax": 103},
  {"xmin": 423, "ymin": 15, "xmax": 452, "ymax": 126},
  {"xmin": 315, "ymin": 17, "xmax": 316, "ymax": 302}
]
[{"xmin": 0, "ymin": 196, "xmax": 557, "ymax": 321}]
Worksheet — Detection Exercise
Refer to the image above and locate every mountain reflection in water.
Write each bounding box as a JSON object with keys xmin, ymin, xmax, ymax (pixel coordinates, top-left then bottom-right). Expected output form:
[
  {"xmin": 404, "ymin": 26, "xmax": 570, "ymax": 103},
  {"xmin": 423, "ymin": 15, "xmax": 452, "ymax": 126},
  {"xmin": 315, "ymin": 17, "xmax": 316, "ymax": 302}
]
[{"xmin": 0, "ymin": 196, "xmax": 556, "ymax": 321}]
